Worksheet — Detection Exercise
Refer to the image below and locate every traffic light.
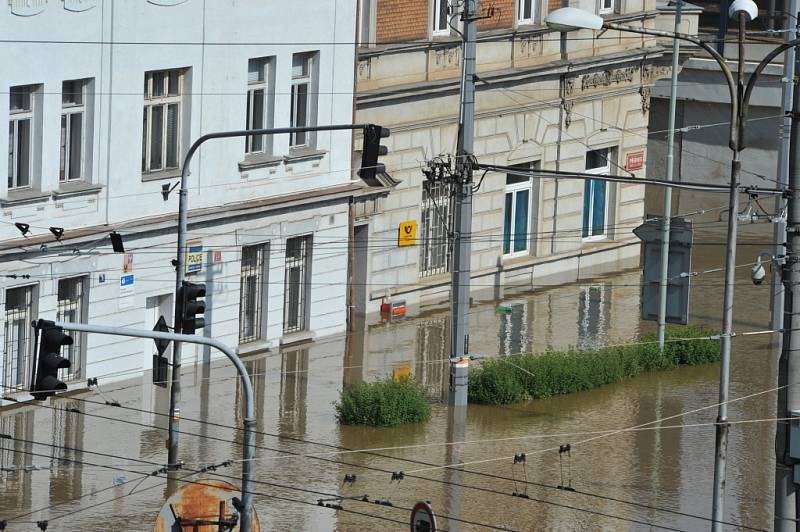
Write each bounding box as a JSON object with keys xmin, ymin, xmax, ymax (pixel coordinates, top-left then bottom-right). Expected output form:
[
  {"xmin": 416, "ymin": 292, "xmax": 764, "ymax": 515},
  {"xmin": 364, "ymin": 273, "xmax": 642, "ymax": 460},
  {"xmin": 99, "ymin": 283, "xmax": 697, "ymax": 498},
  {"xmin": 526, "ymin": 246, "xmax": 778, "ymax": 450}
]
[
  {"xmin": 32, "ymin": 320, "xmax": 72, "ymax": 400},
  {"xmin": 358, "ymin": 124, "xmax": 390, "ymax": 186},
  {"xmin": 178, "ymin": 281, "xmax": 206, "ymax": 334}
]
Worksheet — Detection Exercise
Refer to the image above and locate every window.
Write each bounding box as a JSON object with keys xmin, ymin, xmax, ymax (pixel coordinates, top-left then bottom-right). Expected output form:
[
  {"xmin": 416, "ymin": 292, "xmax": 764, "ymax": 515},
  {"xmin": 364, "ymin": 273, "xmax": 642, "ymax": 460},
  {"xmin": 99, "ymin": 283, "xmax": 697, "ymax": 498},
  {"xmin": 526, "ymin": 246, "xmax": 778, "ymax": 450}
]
[
  {"xmin": 2, "ymin": 285, "xmax": 35, "ymax": 392},
  {"xmin": 290, "ymin": 53, "xmax": 317, "ymax": 148},
  {"xmin": 582, "ymin": 148, "xmax": 612, "ymax": 239},
  {"xmin": 142, "ymin": 69, "xmax": 184, "ymax": 174},
  {"xmin": 598, "ymin": 0, "xmax": 615, "ymax": 14},
  {"xmin": 8, "ymin": 85, "xmax": 35, "ymax": 189},
  {"xmin": 432, "ymin": 0, "xmax": 450, "ymax": 36},
  {"xmin": 518, "ymin": 0, "xmax": 535, "ymax": 24},
  {"xmin": 420, "ymin": 180, "xmax": 454, "ymax": 277},
  {"xmin": 60, "ymin": 80, "xmax": 87, "ymax": 182},
  {"xmin": 246, "ymin": 58, "xmax": 274, "ymax": 154},
  {"xmin": 503, "ymin": 162, "xmax": 539, "ymax": 256},
  {"xmin": 359, "ymin": 0, "xmax": 376, "ymax": 46},
  {"xmin": 56, "ymin": 277, "xmax": 88, "ymax": 381},
  {"xmin": 239, "ymin": 244, "xmax": 269, "ymax": 343},
  {"xmin": 283, "ymin": 235, "xmax": 312, "ymax": 334}
]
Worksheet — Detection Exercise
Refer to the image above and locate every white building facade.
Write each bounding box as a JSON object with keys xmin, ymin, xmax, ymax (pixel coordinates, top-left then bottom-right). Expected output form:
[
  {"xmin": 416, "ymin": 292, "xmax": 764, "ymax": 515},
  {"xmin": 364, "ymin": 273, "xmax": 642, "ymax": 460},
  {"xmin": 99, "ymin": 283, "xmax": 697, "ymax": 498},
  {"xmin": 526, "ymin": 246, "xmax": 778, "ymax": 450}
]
[{"xmin": 0, "ymin": 0, "xmax": 358, "ymax": 401}]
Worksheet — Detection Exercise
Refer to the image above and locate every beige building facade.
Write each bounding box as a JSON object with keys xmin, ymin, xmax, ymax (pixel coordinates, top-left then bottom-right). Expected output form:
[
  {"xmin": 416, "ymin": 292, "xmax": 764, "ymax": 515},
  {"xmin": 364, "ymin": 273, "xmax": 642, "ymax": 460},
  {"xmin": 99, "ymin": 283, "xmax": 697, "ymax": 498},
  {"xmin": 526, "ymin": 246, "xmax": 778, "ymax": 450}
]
[{"xmin": 354, "ymin": 0, "xmax": 669, "ymax": 318}]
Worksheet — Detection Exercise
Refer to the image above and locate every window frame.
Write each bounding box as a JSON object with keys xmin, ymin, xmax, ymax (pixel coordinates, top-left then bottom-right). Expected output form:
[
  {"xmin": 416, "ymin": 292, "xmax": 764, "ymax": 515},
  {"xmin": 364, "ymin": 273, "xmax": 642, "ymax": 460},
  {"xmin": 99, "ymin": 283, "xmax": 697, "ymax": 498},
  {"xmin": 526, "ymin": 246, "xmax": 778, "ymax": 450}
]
[
  {"xmin": 283, "ymin": 235, "xmax": 312, "ymax": 334},
  {"xmin": 142, "ymin": 69, "xmax": 184, "ymax": 175},
  {"xmin": 245, "ymin": 57, "xmax": 273, "ymax": 155},
  {"xmin": 239, "ymin": 243, "xmax": 269, "ymax": 344},
  {"xmin": 517, "ymin": 0, "xmax": 536, "ymax": 25},
  {"xmin": 432, "ymin": 0, "xmax": 451, "ymax": 37},
  {"xmin": 598, "ymin": 0, "xmax": 616, "ymax": 15},
  {"xmin": 56, "ymin": 276, "xmax": 88, "ymax": 382},
  {"xmin": 8, "ymin": 85, "xmax": 35, "ymax": 190},
  {"xmin": 582, "ymin": 148, "xmax": 612, "ymax": 241},
  {"xmin": 289, "ymin": 53, "xmax": 317, "ymax": 149},
  {"xmin": 60, "ymin": 80, "xmax": 88, "ymax": 182},
  {"xmin": 419, "ymin": 180, "xmax": 454, "ymax": 277},
  {"xmin": 503, "ymin": 162, "xmax": 539, "ymax": 258},
  {"xmin": 2, "ymin": 284, "xmax": 36, "ymax": 392}
]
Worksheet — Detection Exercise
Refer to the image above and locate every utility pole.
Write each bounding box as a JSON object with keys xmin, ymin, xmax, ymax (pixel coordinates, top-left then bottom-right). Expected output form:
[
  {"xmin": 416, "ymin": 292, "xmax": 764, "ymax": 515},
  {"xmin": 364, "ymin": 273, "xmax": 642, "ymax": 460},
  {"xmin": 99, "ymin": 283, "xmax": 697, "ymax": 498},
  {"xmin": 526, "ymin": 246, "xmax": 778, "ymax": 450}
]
[
  {"xmin": 657, "ymin": 0, "xmax": 683, "ymax": 350},
  {"xmin": 771, "ymin": 0, "xmax": 797, "ymax": 334},
  {"xmin": 448, "ymin": 0, "xmax": 476, "ymax": 407},
  {"xmin": 775, "ymin": 10, "xmax": 800, "ymax": 527}
]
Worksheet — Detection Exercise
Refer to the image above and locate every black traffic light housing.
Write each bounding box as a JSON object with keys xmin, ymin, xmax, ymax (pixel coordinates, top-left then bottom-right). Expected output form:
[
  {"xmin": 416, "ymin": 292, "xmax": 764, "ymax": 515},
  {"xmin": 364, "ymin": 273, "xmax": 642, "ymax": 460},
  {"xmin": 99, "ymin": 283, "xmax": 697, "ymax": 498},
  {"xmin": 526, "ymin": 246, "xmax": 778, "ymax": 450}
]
[
  {"xmin": 358, "ymin": 124, "xmax": 390, "ymax": 186},
  {"xmin": 178, "ymin": 281, "xmax": 206, "ymax": 335},
  {"xmin": 32, "ymin": 320, "xmax": 72, "ymax": 401}
]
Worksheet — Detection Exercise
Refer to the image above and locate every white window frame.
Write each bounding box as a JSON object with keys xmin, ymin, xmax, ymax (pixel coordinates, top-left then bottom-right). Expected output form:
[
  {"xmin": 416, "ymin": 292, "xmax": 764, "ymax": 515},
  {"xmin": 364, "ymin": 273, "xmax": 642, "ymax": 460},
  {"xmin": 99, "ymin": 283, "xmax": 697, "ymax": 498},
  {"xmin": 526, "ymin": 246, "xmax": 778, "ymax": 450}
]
[
  {"xmin": 598, "ymin": 0, "xmax": 616, "ymax": 15},
  {"xmin": 432, "ymin": 0, "xmax": 450, "ymax": 37},
  {"xmin": 60, "ymin": 80, "xmax": 87, "ymax": 182},
  {"xmin": 503, "ymin": 171, "xmax": 534, "ymax": 258},
  {"xmin": 142, "ymin": 69, "xmax": 184, "ymax": 174},
  {"xmin": 583, "ymin": 148, "xmax": 612, "ymax": 241},
  {"xmin": 246, "ymin": 57, "xmax": 273, "ymax": 155},
  {"xmin": 283, "ymin": 235, "xmax": 312, "ymax": 334},
  {"xmin": 8, "ymin": 85, "xmax": 35, "ymax": 190},
  {"xmin": 56, "ymin": 276, "xmax": 88, "ymax": 382},
  {"xmin": 2, "ymin": 285, "xmax": 36, "ymax": 392},
  {"xmin": 290, "ymin": 53, "xmax": 317, "ymax": 148},
  {"xmin": 517, "ymin": 0, "xmax": 536, "ymax": 25},
  {"xmin": 359, "ymin": 0, "xmax": 377, "ymax": 47}
]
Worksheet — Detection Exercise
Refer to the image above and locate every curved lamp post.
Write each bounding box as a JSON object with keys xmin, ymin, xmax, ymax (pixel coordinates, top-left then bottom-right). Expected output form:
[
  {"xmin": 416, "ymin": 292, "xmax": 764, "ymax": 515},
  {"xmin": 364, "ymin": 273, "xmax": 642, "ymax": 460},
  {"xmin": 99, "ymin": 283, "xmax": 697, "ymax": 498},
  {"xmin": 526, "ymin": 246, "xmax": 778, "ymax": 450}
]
[{"xmin": 545, "ymin": 5, "xmax": 800, "ymax": 530}]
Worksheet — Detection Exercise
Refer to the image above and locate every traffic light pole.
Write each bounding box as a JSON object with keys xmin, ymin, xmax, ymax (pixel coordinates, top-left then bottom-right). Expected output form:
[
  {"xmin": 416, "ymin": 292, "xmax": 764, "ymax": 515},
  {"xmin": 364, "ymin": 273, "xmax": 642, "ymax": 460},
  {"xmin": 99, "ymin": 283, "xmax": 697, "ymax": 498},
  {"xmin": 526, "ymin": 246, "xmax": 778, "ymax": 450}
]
[
  {"xmin": 53, "ymin": 321, "xmax": 257, "ymax": 532},
  {"xmin": 166, "ymin": 122, "xmax": 382, "ymax": 499}
]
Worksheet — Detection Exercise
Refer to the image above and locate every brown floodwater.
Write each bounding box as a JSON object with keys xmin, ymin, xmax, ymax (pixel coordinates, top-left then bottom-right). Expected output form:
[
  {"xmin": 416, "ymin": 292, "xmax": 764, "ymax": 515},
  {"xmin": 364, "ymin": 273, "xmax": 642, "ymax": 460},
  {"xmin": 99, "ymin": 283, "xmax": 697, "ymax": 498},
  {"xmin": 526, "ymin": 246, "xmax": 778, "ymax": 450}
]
[{"xmin": 0, "ymin": 224, "xmax": 782, "ymax": 531}]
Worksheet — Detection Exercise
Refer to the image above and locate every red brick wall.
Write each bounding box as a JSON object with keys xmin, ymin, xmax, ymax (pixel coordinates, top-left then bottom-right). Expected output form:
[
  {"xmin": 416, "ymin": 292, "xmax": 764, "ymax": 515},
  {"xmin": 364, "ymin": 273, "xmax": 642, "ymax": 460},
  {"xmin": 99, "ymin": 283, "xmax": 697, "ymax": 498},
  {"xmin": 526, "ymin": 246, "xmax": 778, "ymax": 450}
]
[
  {"xmin": 548, "ymin": 0, "xmax": 561, "ymax": 14},
  {"xmin": 477, "ymin": 0, "xmax": 515, "ymax": 31},
  {"xmin": 376, "ymin": 0, "xmax": 429, "ymax": 44}
]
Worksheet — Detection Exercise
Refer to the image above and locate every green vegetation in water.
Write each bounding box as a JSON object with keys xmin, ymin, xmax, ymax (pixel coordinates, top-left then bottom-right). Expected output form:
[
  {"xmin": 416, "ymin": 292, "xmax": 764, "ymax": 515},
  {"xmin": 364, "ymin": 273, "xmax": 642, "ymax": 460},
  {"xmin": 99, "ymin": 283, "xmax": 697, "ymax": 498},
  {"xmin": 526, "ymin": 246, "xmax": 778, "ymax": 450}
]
[
  {"xmin": 468, "ymin": 325, "xmax": 720, "ymax": 405},
  {"xmin": 335, "ymin": 376, "xmax": 432, "ymax": 426}
]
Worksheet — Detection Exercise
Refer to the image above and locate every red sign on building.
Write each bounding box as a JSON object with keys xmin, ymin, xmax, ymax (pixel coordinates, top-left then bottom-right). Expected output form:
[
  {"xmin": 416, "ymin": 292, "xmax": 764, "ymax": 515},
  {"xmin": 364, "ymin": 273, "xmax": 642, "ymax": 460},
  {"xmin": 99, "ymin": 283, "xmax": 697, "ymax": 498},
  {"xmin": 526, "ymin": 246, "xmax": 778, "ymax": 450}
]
[{"xmin": 625, "ymin": 151, "xmax": 645, "ymax": 171}]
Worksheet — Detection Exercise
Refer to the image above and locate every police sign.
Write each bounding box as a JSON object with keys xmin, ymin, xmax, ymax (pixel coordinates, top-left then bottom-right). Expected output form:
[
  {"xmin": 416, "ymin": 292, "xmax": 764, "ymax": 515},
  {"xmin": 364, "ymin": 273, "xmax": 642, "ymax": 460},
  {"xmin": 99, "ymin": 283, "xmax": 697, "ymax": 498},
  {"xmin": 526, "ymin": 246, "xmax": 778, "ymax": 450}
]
[{"xmin": 186, "ymin": 241, "xmax": 203, "ymax": 274}]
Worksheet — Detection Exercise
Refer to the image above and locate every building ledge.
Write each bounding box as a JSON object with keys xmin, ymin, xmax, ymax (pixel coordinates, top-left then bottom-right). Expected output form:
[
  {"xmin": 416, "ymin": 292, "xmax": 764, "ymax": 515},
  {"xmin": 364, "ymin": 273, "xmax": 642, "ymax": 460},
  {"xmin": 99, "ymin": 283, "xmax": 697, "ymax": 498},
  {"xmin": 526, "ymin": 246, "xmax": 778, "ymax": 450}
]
[
  {"xmin": 142, "ymin": 169, "xmax": 181, "ymax": 182},
  {"xmin": 1, "ymin": 188, "xmax": 50, "ymax": 207},
  {"xmin": 285, "ymin": 147, "xmax": 327, "ymax": 163},
  {"xmin": 52, "ymin": 181, "xmax": 104, "ymax": 200},
  {"xmin": 239, "ymin": 153, "xmax": 283, "ymax": 172},
  {"xmin": 280, "ymin": 330, "xmax": 315, "ymax": 347},
  {"xmin": 236, "ymin": 340, "xmax": 274, "ymax": 358}
]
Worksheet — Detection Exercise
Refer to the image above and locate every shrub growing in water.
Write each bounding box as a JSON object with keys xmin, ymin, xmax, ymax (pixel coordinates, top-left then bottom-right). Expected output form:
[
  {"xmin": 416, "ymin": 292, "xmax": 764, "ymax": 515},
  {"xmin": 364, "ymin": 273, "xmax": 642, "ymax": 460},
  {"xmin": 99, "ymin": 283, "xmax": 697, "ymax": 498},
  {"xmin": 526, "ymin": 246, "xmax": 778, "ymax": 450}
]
[
  {"xmin": 469, "ymin": 325, "xmax": 720, "ymax": 405},
  {"xmin": 335, "ymin": 377, "xmax": 432, "ymax": 426}
]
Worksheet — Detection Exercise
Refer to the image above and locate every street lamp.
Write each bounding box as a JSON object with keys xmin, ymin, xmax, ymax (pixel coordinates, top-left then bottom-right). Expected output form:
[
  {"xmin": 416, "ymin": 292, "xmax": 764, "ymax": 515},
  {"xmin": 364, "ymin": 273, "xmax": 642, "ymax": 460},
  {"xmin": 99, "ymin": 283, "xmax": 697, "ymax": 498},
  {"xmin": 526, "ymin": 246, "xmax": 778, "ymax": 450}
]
[{"xmin": 546, "ymin": 4, "xmax": 799, "ymax": 530}]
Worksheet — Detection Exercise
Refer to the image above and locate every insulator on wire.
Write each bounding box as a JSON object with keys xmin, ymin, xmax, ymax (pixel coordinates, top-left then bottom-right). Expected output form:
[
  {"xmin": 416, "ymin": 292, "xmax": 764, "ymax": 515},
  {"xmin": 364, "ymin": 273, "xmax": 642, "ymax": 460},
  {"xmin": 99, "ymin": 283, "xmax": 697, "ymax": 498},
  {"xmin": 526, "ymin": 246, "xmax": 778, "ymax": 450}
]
[
  {"xmin": 557, "ymin": 443, "xmax": 575, "ymax": 491},
  {"xmin": 391, "ymin": 471, "xmax": 404, "ymax": 482}
]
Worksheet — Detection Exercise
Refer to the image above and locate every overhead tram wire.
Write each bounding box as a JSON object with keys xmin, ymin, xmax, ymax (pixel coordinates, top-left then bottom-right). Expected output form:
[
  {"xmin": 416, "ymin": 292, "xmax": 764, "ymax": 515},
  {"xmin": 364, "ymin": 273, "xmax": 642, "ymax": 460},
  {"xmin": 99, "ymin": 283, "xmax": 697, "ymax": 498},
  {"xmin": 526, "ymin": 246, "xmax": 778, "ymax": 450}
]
[
  {"xmin": 0, "ymin": 380, "xmax": 779, "ymax": 531},
  {"xmin": 4, "ymin": 449, "xmax": 420, "ymax": 531},
  {"xmin": 2, "ymin": 440, "xmax": 692, "ymax": 532},
  {"xmin": 1, "ymin": 441, "xmax": 502, "ymax": 531}
]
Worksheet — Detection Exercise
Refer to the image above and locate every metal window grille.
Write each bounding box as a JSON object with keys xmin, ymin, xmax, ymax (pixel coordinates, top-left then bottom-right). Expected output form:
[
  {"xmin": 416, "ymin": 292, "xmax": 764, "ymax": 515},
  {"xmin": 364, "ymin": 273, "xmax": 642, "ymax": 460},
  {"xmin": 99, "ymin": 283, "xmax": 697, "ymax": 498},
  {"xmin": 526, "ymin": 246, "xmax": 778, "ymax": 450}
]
[
  {"xmin": 56, "ymin": 277, "xmax": 87, "ymax": 381},
  {"xmin": 142, "ymin": 69, "xmax": 183, "ymax": 173},
  {"xmin": 239, "ymin": 244, "xmax": 268, "ymax": 344},
  {"xmin": 2, "ymin": 285, "xmax": 34, "ymax": 392},
  {"xmin": 419, "ymin": 180, "xmax": 454, "ymax": 277},
  {"xmin": 283, "ymin": 235, "xmax": 312, "ymax": 334}
]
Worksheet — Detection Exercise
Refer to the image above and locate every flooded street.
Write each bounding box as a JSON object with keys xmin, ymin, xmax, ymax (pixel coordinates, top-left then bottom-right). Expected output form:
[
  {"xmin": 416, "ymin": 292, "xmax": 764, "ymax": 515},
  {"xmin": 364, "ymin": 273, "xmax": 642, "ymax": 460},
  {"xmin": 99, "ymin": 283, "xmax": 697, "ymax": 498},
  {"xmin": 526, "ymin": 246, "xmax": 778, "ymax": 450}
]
[{"xmin": 1, "ymin": 225, "xmax": 781, "ymax": 531}]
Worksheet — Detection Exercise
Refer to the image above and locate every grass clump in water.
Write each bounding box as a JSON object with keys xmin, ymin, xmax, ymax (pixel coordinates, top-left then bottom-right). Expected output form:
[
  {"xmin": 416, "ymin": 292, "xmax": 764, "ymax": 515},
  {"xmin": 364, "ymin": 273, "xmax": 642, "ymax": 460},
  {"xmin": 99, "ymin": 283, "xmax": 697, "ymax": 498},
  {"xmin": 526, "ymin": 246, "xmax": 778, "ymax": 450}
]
[
  {"xmin": 469, "ymin": 325, "xmax": 720, "ymax": 405},
  {"xmin": 335, "ymin": 376, "xmax": 432, "ymax": 426}
]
